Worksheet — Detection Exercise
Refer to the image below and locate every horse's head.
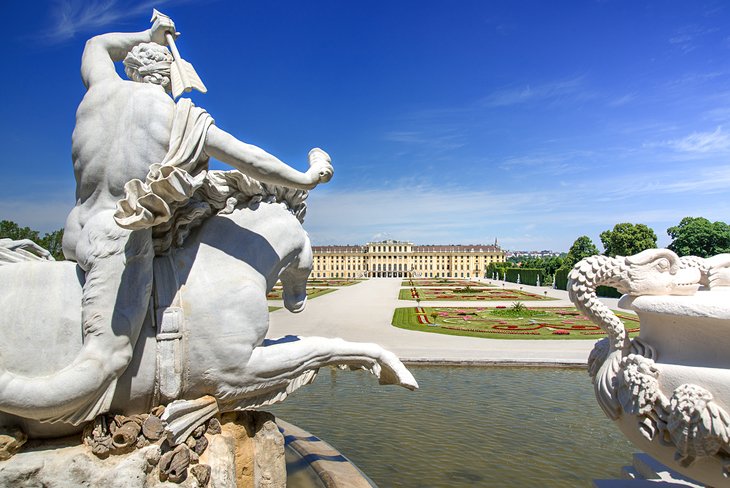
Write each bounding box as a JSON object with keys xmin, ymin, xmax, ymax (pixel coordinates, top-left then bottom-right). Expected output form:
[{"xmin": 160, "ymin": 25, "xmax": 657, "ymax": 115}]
[{"xmin": 279, "ymin": 233, "xmax": 313, "ymax": 313}]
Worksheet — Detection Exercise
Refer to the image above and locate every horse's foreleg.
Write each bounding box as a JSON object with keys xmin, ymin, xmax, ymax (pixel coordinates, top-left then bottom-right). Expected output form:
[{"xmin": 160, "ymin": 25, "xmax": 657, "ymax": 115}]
[{"xmin": 215, "ymin": 336, "xmax": 417, "ymax": 411}]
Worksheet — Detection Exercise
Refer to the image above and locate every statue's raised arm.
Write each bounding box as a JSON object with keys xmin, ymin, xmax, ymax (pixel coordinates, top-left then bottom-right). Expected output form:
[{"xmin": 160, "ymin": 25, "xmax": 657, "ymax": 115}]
[{"xmin": 80, "ymin": 15, "xmax": 175, "ymax": 88}]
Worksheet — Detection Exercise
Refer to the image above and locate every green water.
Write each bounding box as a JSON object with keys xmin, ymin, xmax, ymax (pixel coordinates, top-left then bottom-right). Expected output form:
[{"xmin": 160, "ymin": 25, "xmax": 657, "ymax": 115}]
[{"xmin": 269, "ymin": 365, "xmax": 634, "ymax": 487}]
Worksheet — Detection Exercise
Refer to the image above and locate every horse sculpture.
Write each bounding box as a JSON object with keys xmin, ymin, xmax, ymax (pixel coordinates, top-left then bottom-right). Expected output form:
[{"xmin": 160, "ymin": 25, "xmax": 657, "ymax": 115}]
[{"xmin": 0, "ymin": 172, "xmax": 417, "ymax": 443}]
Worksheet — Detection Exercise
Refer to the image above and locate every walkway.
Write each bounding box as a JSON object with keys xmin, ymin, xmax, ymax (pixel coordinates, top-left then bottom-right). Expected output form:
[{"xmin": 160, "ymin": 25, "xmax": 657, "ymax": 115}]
[{"xmin": 268, "ymin": 278, "xmax": 624, "ymax": 366}]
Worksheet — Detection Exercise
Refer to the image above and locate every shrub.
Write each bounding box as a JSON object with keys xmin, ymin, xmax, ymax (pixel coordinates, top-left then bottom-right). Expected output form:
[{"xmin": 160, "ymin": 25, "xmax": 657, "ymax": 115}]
[{"xmin": 505, "ymin": 268, "xmax": 545, "ymax": 286}]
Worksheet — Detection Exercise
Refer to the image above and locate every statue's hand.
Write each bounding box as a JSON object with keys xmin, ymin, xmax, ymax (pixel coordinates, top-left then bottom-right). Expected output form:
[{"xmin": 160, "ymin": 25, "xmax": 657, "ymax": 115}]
[
  {"xmin": 307, "ymin": 148, "xmax": 333, "ymax": 184},
  {"xmin": 150, "ymin": 13, "xmax": 177, "ymax": 46}
]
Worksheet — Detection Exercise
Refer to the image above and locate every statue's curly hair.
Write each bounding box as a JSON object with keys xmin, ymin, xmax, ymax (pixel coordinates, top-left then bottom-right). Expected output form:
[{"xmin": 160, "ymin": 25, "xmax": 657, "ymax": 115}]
[{"xmin": 123, "ymin": 43, "xmax": 173, "ymax": 89}]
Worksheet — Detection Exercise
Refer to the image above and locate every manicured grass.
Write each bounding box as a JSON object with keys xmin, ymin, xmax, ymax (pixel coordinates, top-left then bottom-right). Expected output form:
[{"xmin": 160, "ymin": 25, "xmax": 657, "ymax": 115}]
[
  {"xmin": 306, "ymin": 279, "xmax": 364, "ymax": 287},
  {"xmin": 399, "ymin": 287, "xmax": 554, "ymax": 301},
  {"xmin": 268, "ymin": 306, "xmax": 282, "ymax": 312},
  {"xmin": 266, "ymin": 287, "xmax": 335, "ymax": 300},
  {"xmin": 391, "ymin": 306, "xmax": 640, "ymax": 340}
]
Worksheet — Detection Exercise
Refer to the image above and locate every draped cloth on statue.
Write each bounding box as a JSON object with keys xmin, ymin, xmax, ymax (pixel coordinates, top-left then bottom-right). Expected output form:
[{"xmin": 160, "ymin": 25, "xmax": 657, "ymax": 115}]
[{"xmin": 114, "ymin": 98, "xmax": 215, "ymax": 231}]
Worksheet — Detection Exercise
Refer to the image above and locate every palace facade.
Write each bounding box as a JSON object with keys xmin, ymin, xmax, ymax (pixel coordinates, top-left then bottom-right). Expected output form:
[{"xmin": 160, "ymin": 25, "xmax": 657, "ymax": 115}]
[{"xmin": 311, "ymin": 240, "xmax": 506, "ymax": 278}]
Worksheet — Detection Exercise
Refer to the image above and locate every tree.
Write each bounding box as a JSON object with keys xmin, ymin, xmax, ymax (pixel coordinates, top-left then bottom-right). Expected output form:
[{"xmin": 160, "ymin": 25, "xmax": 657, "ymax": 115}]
[
  {"xmin": 564, "ymin": 236, "xmax": 599, "ymax": 267},
  {"xmin": 667, "ymin": 217, "xmax": 730, "ymax": 258},
  {"xmin": 0, "ymin": 220, "xmax": 40, "ymax": 242},
  {"xmin": 39, "ymin": 228, "xmax": 65, "ymax": 261},
  {"xmin": 0, "ymin": 220, "xmax": 65, "ymax": 261},
  {"xmin": 600, "ymin": 223, "xmax": 657, "ymax": 257}
]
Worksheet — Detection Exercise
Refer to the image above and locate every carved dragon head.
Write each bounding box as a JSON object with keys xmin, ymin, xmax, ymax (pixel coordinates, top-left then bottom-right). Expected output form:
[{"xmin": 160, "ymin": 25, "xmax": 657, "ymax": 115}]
[{"xmin": 616, "ymin": 249, "xmax": 700, "ymax": 296}]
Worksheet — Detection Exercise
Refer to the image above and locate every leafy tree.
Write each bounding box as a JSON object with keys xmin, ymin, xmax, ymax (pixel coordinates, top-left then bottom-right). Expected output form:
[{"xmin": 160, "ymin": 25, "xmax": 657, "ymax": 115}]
[
  {"xmin": 39, "ymin": 228, "xmax": 65, "ymax": 261},
  {"xmin": 0, "ymin": 220, "xmax": 40, "ymax": 242},
  {"xmin": 600, "ymin": 222, "xmax": 657, "ymax": 257},
  {"xmin": 508, "ymin": 255, "xmax": 565, "ymax": 279},
  {"xmin": 564, "ymin": 236, "xmax": 599, "ymax": 267},
  {"xmin": 0, "ymin": 220, "xmax": 65, "ymax": 260},
  {"xmin": 667, "ymin": 217, "xmax": 730, "ymax": 258}
]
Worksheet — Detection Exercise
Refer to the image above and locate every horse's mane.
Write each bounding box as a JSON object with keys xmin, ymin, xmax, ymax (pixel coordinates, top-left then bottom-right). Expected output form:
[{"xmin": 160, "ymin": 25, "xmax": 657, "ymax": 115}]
[{"xmin": 152, "ymin": 170, "xmax": 308, "ymax": 254}]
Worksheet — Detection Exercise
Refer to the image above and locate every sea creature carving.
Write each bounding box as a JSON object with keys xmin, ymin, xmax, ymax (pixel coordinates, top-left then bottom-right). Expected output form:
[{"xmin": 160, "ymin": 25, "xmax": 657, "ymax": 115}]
[
  {"xmin": 568, "ymin": 249, "xmax": 701, "ymax": 419},
  {"xmin": 569, "ymin": 248, "xmax": 730, "ymax": 476}
]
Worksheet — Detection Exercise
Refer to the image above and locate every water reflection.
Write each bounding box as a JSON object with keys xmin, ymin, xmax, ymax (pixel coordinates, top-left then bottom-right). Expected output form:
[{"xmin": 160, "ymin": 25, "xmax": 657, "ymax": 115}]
[{"xmin": 269, "ymin": 366, "xmax": 633, "ymax": 487}]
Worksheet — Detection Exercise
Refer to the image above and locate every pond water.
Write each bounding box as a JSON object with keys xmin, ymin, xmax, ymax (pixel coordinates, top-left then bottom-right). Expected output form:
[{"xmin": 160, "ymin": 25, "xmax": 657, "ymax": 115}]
[{"xmin": 269, "ymin": 365, "xmax": 634, "ymax": 487}]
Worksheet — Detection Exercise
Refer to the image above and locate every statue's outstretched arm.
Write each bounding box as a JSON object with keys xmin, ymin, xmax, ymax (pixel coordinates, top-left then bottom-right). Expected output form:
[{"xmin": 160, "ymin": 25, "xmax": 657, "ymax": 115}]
[
  {"xmin": 80, "ymin": 16, "xmax": 175, "ymax": 88},
  {"xmin": 204, "ymin": 125, "xmax": 333, "ymax": 190}
]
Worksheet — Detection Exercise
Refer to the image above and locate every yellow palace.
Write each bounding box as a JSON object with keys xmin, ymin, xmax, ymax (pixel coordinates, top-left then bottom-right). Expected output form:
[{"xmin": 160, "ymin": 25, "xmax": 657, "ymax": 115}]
[{"xmin": 311, "ymin": 239, "xmax": 505, "ymax": 279}]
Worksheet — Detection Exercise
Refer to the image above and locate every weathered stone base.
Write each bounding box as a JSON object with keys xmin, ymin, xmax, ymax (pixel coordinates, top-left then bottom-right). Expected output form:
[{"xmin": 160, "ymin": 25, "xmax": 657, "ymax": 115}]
[{"xmin": 0, "ymin": 411, "xmax": 285, "ymax": 488}]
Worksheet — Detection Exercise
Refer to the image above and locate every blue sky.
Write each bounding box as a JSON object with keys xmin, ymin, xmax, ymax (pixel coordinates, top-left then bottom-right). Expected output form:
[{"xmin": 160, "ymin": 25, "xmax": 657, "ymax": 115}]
[{"xmin": 2, "ymin": 0, "xmax": 730, "ymax": 251}]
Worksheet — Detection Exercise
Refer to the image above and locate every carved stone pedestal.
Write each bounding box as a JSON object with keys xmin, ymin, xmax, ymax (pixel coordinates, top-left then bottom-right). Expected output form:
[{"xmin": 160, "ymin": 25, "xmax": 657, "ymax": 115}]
[{"xmin": 0, "ymin": 411, "xmax": 285, "ymax": 488}]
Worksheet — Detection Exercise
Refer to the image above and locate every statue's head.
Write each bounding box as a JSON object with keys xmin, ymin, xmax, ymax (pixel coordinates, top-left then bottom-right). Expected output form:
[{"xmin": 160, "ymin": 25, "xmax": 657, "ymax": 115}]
[{"xmin": 123, "ymin": 43, "xmax": 173, "ymax": 91}]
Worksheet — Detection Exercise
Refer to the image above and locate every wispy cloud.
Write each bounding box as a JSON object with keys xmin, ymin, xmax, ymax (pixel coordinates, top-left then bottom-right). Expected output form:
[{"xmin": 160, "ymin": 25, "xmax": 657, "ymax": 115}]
[
  {"xmin": 383, "ymin": 130, "xmax": 465, "ymax": 151},
  {"xmin": 499, "ymin": 151, "xmax": 594, "ymax": 176},
  {"xmin": 41, "ymin": 0, "xmax": 201, "ymax": 43},
  {"xmin": 607, "ymin": 93, "xmax": 637, "ymax": 107},
  {"xmin": 669, "ymin": 24, "xmax": 719, "ymax": 54},
  {"xmin": 665, "ymin": 126, "xmax": 730, "ymax": 153},
  {"xmin": 302, "ymin": 157, "xmax": 730, "ymax": 249},
  {"xmin": 481, "ymin": 77, "xmax": 586, "ymax": 108}
]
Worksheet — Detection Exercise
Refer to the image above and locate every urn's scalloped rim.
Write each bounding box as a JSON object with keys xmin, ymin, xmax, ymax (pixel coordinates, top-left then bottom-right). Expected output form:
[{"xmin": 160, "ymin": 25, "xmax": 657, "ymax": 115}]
[{"xmin": 621, "ymin": 290, "xmax": 730, "ymax": 320}]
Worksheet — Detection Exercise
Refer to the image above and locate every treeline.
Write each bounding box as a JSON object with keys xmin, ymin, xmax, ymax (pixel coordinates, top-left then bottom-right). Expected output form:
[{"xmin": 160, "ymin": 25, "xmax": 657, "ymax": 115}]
[
  {"xmin": 0, "ymin": 220, "xmax": 65, "ymax": 260},
  {"xmin": 488, "ymin": 217, "xmax": 730, "ymax": 289}
]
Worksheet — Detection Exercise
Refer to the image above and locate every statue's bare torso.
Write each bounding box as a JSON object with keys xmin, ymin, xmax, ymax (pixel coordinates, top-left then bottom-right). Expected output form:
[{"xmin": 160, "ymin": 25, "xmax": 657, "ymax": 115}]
[
  {"xmin": 64, "ymin": 80, "xmax": 174, "ymax": 259},
  {"xmin": 0, "ymin": 15, "xmax": 334, "ymax": 426}
]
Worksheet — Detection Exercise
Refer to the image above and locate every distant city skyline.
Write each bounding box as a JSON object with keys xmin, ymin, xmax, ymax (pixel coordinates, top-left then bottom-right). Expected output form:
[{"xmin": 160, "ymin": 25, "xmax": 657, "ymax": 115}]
[{"xmin": 2, "ymin": 1, "xmax": 730, "ymax": 253}]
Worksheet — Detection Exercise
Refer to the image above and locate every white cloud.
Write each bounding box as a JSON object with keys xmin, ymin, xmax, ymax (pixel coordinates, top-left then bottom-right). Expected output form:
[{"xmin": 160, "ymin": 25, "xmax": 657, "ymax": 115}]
[
  {"xmin": 666, "ymin": 126, "xmax": 730, "ymax": 153},
  {"xmin": 498, "ymin": 151, "xmax": 594, "ymax": 176},
  {"xmin": 383, "ymin": 130, "xmax": 465, "ymax": 150},
  {"xmin": 481, "ymin": 77, "xmax": 586, "ymax": 107},
  {"xmin": 41, "ymin": 0, "xmax": 202, "ymax": 43},
  {"xmin": 668, "ymin": 25, "xmax": 719, "ymax": 54},
  {"xmin": 300, "ymin": 160, "xmax": 730, "ymax": 251},
  {"xmin": 607, "ymin": 93, "xmax": 637, "ymax": 107}
]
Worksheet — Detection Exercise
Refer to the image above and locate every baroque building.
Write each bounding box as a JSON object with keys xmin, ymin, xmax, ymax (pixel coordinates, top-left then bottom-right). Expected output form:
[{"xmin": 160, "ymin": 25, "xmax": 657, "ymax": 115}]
[{"xmin": 311, "ymin": 239, "xmax": 505, "ymax": 278}]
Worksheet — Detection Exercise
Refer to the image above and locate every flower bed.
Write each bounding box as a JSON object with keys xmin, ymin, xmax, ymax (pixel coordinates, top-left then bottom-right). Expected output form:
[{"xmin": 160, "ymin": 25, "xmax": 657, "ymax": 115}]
[
  {"xmin": 391, "ymin": 306, "xmax": 639, "ymax": 340},
  {"xmin": 398, "ymin": 287, "xmax": 554, "ymax": 302}
]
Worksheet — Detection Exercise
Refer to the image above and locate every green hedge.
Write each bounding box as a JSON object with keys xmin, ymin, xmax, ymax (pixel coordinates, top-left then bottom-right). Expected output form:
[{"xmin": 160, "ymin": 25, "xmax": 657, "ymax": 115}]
[
  {"xmin": 486, "ymin": 262, "xmax": 513, "ymax": 279},
  {"xmin": 554, "ymin": 268, "xmax": 570, "ymax": 290},
  {"xmin": 553, "ymin": 268, "xmax": 621, "ymax": 298},
  {"xmin": 505, "ymin": 268, "xmax": 546, "ymax": 286},
  {"xmin": 597, "ymin": 286, "xmax": 622, "ymax": 298}
]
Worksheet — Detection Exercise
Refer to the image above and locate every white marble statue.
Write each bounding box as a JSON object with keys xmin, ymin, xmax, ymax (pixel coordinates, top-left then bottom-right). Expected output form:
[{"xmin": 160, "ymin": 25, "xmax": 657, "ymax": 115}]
[
  {"xmin": 569, "ymin": 249, "xmax": 730, "ymax": 486},
  {"xmin": 0, "ymin": 9, "xmax": 416, "ymax": 445}
]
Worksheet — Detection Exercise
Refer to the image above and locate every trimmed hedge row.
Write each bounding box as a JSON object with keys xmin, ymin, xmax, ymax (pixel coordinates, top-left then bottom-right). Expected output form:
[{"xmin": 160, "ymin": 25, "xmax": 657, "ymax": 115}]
[
  {"xmin": 554, "ymin": 268, "xmax": 570, "ymax": 290},
  {"xmin": 505, "ymin": 268, "xmax": 546, "ymax": 286},
  {"xmin": 553, "ymin": 267, "xmax": 621, "ymax": 297},
  {"xmin": 486, "ymin": 263, "xmax": 513, "ymax": 278}
]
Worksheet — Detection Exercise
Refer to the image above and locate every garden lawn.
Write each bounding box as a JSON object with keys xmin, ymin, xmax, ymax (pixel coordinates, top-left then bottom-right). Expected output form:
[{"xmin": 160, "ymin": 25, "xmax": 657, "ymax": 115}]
[
  {"xmin": 391, "ymin": 306, "xmax": 640, "ymax": 340},
  {"xmin": 267, "ymin": 287, "xmax": 335, "ymax": 300},
  {"xmin": 399, "ymin": 287, "xmax": 553, "ymax": 301}
]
